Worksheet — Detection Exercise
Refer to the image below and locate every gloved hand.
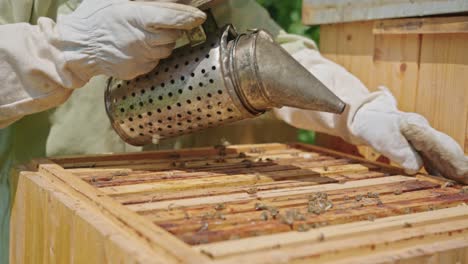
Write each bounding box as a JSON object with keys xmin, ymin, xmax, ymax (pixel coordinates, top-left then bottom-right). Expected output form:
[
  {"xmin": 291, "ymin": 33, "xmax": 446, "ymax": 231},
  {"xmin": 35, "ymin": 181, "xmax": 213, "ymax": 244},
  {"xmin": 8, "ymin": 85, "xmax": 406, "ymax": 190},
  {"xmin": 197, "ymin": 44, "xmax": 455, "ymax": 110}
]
[
  {"xmin": 56, "ymin": 0, "xmax": 206, "ymax": 81},
  {"xmin": 0, "ymin": 0, "xmax": 206, "ymax": 128},
  {"xmin": 274, "ymin": 48, "xmax": 468, "ymax": 184}
]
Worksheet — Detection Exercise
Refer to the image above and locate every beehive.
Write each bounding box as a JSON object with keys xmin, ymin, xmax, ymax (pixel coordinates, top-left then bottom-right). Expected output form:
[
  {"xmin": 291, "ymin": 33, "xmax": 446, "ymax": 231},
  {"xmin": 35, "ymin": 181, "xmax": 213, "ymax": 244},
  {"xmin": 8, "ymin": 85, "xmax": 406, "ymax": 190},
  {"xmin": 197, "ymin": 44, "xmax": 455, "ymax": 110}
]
[{"xmin": 10, "ymin": 143, "xmax": 468, "ymax": 263}]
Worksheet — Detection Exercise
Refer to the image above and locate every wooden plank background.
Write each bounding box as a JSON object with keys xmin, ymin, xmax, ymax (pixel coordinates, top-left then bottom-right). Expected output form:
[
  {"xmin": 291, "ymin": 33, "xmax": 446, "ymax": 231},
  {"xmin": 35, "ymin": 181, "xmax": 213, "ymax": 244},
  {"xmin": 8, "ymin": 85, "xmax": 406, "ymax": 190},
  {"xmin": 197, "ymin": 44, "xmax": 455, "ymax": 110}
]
[
  {"xmin": 317, "ymin": 18, "xmax": 468, "ymax": 161},
  {"xmin": 302, "ymin": 0, "xmax": 468, "ymax": 25}
]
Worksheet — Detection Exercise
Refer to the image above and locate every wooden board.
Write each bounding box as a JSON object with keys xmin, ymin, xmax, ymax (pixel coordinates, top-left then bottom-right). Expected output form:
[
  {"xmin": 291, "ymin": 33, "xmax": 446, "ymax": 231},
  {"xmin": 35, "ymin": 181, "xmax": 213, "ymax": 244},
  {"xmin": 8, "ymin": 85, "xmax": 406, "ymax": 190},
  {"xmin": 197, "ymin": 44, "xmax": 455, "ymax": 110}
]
[
  {"xmin": 374, "ymin": 16, "xmax": 468, "ymax": 35},
  {"xmin": 302, "ymin": 0, "xmax": 468, "ymax": 25},
  {"xmin": 11, "ymin": 143, "xmax": 468, "ymax": 263},
  {"xmin": 416, "ymin": 33, "xmax": 468, "ymax": 150}
]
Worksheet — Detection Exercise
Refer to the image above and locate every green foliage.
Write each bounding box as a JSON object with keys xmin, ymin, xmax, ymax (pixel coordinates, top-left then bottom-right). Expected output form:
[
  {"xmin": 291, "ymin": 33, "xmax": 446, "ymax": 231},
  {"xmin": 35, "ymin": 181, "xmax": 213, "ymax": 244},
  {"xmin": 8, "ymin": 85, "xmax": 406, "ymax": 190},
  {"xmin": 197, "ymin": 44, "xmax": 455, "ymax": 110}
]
[
  {"xmin": 257, "ymin": 0, "xmax": 318, "ymax": 144},
  {"xmin": 256, "ymin": 0, "xmax": 319, "ymax": 44}
]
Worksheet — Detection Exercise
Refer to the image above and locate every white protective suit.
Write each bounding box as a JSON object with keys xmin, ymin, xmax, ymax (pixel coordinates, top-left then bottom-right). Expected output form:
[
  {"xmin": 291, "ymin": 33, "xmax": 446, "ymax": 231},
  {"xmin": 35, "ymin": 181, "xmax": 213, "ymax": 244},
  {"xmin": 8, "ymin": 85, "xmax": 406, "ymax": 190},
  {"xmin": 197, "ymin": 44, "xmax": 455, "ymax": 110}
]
[{"xmin": 0, "ymin": 0, "xmax": 467, "ymax": 262}]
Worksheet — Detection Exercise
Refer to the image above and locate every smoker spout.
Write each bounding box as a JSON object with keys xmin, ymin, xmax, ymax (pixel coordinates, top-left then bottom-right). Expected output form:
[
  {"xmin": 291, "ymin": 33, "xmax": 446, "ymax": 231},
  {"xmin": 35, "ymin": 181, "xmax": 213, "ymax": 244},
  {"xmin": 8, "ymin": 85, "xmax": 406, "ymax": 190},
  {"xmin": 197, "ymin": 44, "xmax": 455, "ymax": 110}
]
[{"xmin": 231, "ymin": 30, "xmax": 346, "ymax": 114}]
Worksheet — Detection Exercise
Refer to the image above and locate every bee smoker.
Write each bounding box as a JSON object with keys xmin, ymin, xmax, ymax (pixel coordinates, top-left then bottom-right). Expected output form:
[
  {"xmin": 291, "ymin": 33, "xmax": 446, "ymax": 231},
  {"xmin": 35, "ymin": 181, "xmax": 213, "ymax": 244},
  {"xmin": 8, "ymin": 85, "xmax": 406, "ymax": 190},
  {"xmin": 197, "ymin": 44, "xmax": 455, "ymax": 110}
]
[{"xmin": 105, "ymin": 22, "xmax": 346, "ymax": 146}]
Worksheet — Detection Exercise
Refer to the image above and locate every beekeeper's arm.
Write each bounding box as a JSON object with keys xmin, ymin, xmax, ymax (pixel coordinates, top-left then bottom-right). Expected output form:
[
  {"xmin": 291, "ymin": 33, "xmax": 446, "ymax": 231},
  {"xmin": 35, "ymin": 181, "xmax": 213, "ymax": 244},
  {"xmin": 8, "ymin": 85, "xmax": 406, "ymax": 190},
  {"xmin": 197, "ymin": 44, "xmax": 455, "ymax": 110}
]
[
  {"xmin": 0, "ymin": 0, "xmax": 206, "ymax": 128},
  {"xmin": 213, "ymin": 0, "xmax": 467, "ymax": 183}
]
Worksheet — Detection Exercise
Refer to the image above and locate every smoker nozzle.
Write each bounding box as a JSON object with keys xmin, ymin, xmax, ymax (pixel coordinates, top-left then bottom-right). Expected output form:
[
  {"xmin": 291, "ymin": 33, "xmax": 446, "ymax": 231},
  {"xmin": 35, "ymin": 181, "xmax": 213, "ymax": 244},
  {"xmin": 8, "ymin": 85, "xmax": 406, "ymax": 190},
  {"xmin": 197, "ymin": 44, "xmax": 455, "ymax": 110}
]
[{"xmin": 229, "ymin": 28, "xmax": 346, "ymax": 115}]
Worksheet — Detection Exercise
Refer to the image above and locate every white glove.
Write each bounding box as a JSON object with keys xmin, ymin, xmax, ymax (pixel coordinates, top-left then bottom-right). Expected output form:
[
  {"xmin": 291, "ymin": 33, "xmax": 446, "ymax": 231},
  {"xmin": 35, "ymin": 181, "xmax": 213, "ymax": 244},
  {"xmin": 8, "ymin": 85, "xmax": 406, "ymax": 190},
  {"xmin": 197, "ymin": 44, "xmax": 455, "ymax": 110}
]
[
  {"xmin": 275, "ymin": 48, "xmax": 468, "ymax": 183},
  {"xmin": 0, "ymin": 0, "xmax": 206, "ymax": 128},
  {"xmin": 57, "ymin": 0, "xmax": 206, "ymax": 81}
]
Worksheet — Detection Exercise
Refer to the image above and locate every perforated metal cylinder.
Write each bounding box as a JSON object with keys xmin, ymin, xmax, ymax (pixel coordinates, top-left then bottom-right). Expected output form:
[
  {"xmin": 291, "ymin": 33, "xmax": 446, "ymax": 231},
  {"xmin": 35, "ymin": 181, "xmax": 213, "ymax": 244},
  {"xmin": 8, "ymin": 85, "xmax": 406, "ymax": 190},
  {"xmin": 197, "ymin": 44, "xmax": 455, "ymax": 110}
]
[{"xmin": 105, "ymin": 26, "xmax": 255, "ymax": 146}]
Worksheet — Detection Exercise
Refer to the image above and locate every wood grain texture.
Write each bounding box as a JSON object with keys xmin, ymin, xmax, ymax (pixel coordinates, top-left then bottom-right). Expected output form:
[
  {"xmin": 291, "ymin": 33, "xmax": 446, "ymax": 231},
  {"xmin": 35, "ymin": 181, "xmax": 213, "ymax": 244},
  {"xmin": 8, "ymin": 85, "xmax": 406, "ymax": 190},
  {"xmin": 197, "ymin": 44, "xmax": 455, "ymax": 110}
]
[
  {"xmin": 10, "ymin": 172, "xmax": 164, "ymax": 264},
  {"xmin": 195, "ymin": 205, "xmax": 468, "ymax": 259},
  {"xmin": 302, "ymin": 0, "xmax": 468, "ymax": 25},
  {"xmin": 374, "ymin": 16, "xmax": 468, "ymax": 35},
  {"xmin": 36, "ymin": 161, "xmax": 211, "ymax": 264},
  {"xmin": 12, "ymin": 143, "xmax": 468, "ymax": 263},
  {"xmin": 415, "ymin": 33, "xmax": 468, "ymax": 151}
]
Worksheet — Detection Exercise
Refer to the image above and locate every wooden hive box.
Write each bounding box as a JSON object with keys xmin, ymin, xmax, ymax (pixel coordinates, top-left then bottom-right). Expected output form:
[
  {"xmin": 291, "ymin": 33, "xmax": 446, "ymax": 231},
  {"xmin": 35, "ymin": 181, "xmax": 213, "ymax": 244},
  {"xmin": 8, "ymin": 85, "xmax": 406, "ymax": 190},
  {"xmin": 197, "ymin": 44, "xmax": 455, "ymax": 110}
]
[
  {"xmin": 10, "ymin": 143, "xmax": 468, "ymax": 263},
  {"xmin": 302, "ymin": 0, "xmax": 468, "ymax": 160}
]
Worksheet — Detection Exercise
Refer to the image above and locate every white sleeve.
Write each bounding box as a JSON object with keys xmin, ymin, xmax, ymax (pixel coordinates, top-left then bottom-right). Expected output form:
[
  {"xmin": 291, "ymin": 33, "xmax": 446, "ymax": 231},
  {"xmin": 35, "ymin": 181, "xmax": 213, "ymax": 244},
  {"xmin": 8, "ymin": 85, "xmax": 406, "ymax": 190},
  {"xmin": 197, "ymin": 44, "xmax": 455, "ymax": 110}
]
[{"xmin": 0, "ymin": 18, "xmax": 87, "ymax": 128}]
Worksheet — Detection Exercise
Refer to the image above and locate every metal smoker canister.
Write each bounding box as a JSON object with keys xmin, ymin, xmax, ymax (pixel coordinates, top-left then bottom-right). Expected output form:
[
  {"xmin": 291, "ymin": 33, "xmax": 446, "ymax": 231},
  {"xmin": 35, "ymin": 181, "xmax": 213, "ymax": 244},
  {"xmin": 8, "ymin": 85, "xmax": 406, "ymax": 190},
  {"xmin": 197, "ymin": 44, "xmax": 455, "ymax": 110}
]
[{"xmin": 105, "ymin": 25, "xmax": 346, "ymax": 146}]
